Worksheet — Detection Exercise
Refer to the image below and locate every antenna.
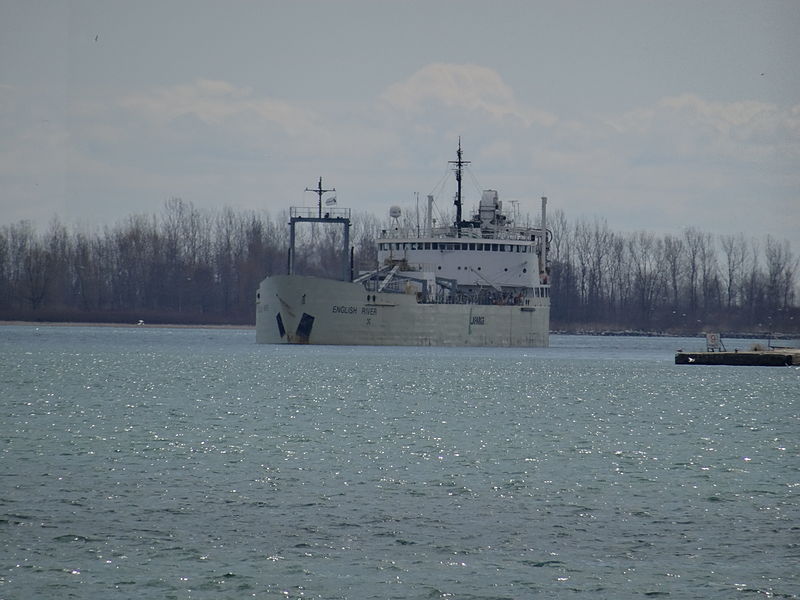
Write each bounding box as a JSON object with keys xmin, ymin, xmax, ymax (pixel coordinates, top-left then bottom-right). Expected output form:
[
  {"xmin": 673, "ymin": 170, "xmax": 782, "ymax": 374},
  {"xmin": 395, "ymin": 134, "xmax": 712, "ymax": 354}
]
[
  {"xmin": 509, "ymin": 200, "xmax": 520, "ymax": 225},
  {"xmin": 415, "ymin": 192, "xmax": 420, "ymax": 238},
  {"xmin": 305, "ymin": 177, "xmax": 335, "ymax": 218},
  {"xmin": 448, "ymin": 137, "xmax": 470, "ymax": 237}
]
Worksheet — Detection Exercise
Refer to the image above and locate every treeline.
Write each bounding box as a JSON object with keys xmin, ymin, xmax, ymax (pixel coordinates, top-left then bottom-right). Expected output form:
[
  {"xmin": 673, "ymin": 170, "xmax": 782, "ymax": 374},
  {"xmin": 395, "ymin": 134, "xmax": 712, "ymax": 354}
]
[
  {"xmin": 0, "ymin": 199, "xmax": 379, "ymax": 325},
  {"xmin": 548, "ymin": 211, "xmax": 798, "ymax": 334},
  {"xmin": 0, "ymin": 199, "xmax": 797, "ymax": 333}
]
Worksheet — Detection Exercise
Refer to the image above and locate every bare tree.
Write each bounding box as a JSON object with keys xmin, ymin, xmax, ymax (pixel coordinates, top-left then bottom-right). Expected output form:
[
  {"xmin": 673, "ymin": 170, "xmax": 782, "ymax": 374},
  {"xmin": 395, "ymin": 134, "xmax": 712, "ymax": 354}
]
[
  {"xmin": 662, "ymin": 234, "xmax": 684, "ymax": 309},
  {"xmin": 699, "ymin": 232, "xmax": 720, "ymax": 313},
  {"xmin": 628, "ymin": 231, "xmax": 664, "ymax": 326},
  {"xmin": 683, "ymin": 227, "xmax": 704, "ymax": 314},
  {"xmin": 573, "ymin": 218, "xmax": 593, "ymax": 318},
  {"xmin": 606, "ymin": 232, "xmax": 630, "ymax": 321},
  {"xmin": 1, "ymin": 203, "xmax": 796, "ymax": 331},
  {"xmin": 0, "ymin": 227, "xmax": 10, "ymax": 309},
  {"xmin": 72, "ymin": 230, "xmax": 100, "ymax": 311},
  {"xmin": 720, "ymin": 233, "xmax": 748, "ymax": 309},
  {"xmin": 764, "ymin": 235, "xmax": 797, "ymax": 310}
]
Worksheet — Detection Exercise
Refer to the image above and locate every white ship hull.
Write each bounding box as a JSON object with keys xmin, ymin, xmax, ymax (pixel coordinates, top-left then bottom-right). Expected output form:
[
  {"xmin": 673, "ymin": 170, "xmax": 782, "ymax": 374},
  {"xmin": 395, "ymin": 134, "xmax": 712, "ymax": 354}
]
[{"xmin": 256, "ymin": 275, "xmax": 549, "ymax": 347}]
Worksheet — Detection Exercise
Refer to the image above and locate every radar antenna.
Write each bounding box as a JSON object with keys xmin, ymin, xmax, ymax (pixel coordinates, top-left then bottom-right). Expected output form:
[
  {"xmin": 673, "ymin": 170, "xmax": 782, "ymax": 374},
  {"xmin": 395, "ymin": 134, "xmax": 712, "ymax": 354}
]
[{"xmin": 305, "ymin": 177, "xmax": 335, "ymax": 218}]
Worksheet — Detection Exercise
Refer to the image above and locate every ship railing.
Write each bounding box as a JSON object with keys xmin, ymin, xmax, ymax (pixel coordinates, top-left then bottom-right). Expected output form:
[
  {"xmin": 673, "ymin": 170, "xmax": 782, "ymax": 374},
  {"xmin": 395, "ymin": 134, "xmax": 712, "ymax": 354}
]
[
  {"xmin": 358, "ymin": 274, "xmax": 548, "ymax": 306},
  {"xmin": 290, "ymin": 206, "xmax": 351, "ymax": 220},
  {"xmin": 378, "ymin": 224, "xmax": 544, "ymax": 241},
  {"xmin": 426, "ymin": 292, "xmax": 537, "ymax": 306},
  {"xmin": 480, "ymin": 226, "xmax": 544, "ymax": 240},
  {"xmin": 376, "ymin": 259, "xmax": 436, "ymax": 273}
]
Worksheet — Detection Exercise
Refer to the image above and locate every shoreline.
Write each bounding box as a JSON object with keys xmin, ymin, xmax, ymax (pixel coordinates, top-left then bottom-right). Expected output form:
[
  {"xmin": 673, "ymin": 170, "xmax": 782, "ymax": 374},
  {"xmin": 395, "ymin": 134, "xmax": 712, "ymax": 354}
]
[
  {"xmin": 2, "ymin": 320, "xmax": 794, "ymax": 341},
  {"xmin": 550, "ymin": 329, "xmax": 796, "ymax": 340},
  {"xmin": 0, "ymin": 320, "xmax": 254, "ymax": 330}
]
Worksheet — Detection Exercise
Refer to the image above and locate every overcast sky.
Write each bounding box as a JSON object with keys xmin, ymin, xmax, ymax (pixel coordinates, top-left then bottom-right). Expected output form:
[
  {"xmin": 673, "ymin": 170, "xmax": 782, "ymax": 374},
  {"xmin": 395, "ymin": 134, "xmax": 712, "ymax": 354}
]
[{"xmin": 1, "ymin": 0, "xmax": 798, "ymax": 249}]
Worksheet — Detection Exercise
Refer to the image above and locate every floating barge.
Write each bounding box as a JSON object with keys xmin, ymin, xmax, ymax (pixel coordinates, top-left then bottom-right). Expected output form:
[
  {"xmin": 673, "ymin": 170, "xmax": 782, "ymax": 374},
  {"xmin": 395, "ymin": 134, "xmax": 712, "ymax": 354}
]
[{"xmin": 675, "ymin": 349, "xmax": 799, "ymax": 366}]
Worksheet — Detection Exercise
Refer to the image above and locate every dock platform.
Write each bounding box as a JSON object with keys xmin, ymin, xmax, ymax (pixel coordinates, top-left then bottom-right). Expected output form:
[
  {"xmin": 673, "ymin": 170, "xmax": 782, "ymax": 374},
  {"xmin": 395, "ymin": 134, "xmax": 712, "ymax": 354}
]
[{"xmin": 675, "ymin": 349, "xmax": 799, "ymax": 366}]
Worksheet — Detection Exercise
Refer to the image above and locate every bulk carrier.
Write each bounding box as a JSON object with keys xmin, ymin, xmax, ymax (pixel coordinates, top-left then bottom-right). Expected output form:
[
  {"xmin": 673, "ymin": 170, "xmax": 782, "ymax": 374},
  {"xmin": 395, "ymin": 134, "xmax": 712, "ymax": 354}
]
[{"xmin": 256, "ymin": 142, "xmax": 552, "ymax": 346}]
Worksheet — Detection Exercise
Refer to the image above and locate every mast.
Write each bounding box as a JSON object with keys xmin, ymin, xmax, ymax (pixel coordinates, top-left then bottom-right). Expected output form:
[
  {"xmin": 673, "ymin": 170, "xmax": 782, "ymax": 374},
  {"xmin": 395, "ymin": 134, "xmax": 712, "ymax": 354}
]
[
  {"xmin": 539, "ymin": 196, "xmax": 549, "ymax": 284},
  {"xmin": 426, "ymin": 194, "xmax": 434, "ymax": 235},
  {"xmin": 415, "ymin": 192, "xmax": 420, "ymax": 238},
  {"xmin": 449, "ymin": 138, "xmax": 470, "ymax": 237},
  {"xmin": 305, "ymin": 177, "xmax": 335, "ymax": 218}
]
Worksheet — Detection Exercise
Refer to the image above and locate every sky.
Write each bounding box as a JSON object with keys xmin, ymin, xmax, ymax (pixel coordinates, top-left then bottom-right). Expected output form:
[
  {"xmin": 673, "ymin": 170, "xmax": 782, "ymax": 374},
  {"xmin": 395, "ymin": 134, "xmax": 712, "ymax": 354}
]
[{"xmin": 1, "ymin": 0, "xmax": 799, "ymax": 250}]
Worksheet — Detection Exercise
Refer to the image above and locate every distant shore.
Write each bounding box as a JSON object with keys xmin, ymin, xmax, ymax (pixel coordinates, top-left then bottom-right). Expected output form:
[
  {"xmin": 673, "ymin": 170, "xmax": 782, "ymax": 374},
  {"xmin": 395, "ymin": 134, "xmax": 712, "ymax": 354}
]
[
  {"xmin": 3, "ymin": 320, "xmax": 795, "ymax": 341},
  {"xmin": 0, "ymin": 320, "xmax": 253, "ymax": 330},
  {"xmin": 550, "ymin": 329, "xmax": 797, "ymax": 340}
]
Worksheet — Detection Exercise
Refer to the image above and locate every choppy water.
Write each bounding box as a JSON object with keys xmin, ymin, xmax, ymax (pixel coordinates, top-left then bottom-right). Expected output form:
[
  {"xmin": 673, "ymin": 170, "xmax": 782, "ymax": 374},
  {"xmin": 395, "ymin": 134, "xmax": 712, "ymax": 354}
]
[{"xmin": 1, "ymin": 325, "xmax": 798, "ymax": 599}]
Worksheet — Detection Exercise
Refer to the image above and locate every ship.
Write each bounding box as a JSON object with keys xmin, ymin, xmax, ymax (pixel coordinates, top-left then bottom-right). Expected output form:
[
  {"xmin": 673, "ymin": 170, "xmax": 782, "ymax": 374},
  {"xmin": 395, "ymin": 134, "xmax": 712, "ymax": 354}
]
[{"xmin": 256, "ymin": 142, "xmax": 552, "ymax": 346}]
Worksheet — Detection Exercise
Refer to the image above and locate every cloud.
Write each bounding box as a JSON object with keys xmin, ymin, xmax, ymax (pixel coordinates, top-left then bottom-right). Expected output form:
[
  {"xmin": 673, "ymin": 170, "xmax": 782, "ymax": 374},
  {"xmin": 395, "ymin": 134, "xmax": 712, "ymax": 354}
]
[
  {"xmin": 380, "ymin": 63, "xmax": 557, "ymax": 127},
  {"xmin": 539, "ymin": 95, "xmax": 800, "ymax": 244},
  {"xmin": 0, "ymin": 84, "xmax": 71, "ymax": 217},
  {"xmin": 373, "ymin": 70, "xmax": 798, "ymax": 247},
  {"xmin": 112, "ymin": 79, "xmax": 402, "ymax": 175},
  {"xmin": 1, "ymin": 68, "xmax": 797, "ymax": 249},
  {"xmin": 120, "ymin": 79, "xmax": 320, "ymax": 138},
  {"xmin": 388, "ymin": 70, "xmax": 800, "ymax": 240},
  {"xmin": 607, "ymin": 94, "xmax": 800, "ymax": 165}
]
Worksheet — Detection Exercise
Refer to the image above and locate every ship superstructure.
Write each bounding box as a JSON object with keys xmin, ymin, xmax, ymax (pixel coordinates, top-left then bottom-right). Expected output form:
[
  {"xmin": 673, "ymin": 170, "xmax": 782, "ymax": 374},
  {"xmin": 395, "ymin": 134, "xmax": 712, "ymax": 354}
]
[{"xmin": 256, "ymin": 142, "xmax": 551, "ymax": 346}]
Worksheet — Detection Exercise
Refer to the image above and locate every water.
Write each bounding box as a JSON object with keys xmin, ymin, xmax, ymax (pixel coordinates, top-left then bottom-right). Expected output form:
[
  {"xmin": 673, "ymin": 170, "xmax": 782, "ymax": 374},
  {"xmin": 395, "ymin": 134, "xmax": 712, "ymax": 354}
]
[{"xmin": 1, "ymin": 325, "xmax": 798, "ymax": 599}]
